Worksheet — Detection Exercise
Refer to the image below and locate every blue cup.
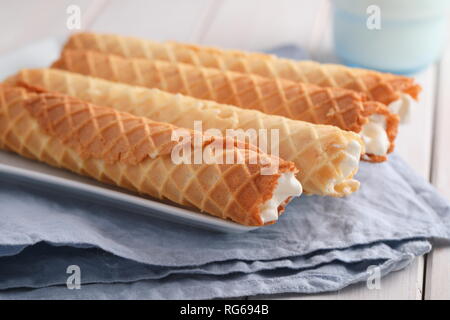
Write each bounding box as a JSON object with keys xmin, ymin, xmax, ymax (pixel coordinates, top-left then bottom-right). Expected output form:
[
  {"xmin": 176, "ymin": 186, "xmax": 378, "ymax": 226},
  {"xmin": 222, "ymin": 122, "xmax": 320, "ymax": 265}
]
[{"xmin": 333, "ymin": 0, "xmax": 450, "ymax": 74}]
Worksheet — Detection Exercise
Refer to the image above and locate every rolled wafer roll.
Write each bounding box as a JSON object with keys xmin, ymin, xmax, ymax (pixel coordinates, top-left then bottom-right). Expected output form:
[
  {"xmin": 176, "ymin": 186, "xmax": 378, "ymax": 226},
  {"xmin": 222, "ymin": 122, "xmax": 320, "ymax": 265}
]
[
  {"xmin": 63, "ymin": 32, "xmax": 422, "ymax": 107},
  {"xmin": 51, "ymin": 49, "xmax": 393, "ymax": 162},
  {"xmin": 0, "ymin": 85, "xmax": 302, "ymax": 226},
  {"xmin": 7, "ymin": 68, "xmax": 364, "ymax": 196}
]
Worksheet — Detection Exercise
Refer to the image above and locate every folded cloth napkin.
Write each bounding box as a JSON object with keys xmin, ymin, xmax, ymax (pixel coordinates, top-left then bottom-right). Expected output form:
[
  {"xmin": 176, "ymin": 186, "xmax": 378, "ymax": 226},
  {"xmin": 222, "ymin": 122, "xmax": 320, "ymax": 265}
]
[{"xmin": 0, "ymin": 43, "xmax": 449, "ymax": 299}]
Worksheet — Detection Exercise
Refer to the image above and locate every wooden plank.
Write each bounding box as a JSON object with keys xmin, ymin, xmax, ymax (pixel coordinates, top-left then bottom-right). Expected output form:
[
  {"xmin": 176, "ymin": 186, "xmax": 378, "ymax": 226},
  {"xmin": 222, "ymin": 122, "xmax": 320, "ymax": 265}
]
[
  {"xmin": 430, "ymin": 57, "xmax": 450, "ymax": 201},
  {"xmin": 0, "ymin": 0, "xmax": 101, "ymax": 55},
  {"xmin": 424, "ymin": 46, "xmax": 450, "ymax": 300},
  {"xmin": 252, "ymin": 259, "xmax": 424, "ymax": 300},
  {"xmin": 395, "ymin": 66, "xmax": 437, "ymax": 178},
  {"xmin": 89, "ymin": 0, "xmax": 216, "ymax": 42},
  {"xmin": 200, "ymin": 0, "xmax": 326, "ymax": 53},
  {"xmin": 307, "ymin": 0, "xmax": 337, "ymax": 63},
  {"xmin": 425, "ymin": 247, "xmax": 450, "ymax": 300}
]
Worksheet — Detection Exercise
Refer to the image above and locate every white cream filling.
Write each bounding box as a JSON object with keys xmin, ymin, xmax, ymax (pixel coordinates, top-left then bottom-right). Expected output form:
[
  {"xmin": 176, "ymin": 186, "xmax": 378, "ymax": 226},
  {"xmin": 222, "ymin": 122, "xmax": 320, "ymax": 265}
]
[
  {"xmin": 339, "ymin": 140, "xmax": 362, "ymax": 178},
  {"xmin": 360, "ymin": 114, "xmax": 390, "ymax": 156},
  {"xmin": 388, "ymin": 94, "xmax": 415, "ymax": 124},
  {"xmin": 324, "ymin": 140, "xmax": 362, "ymax": 195},
  {"xmin": 259, "ymin": 172, "xmax": 302, "ymax": 224}
]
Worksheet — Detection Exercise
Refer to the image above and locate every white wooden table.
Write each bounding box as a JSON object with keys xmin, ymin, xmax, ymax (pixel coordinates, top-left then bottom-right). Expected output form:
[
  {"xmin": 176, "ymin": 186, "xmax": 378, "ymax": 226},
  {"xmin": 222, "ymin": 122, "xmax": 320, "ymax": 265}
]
[{"xmin": 1, "ymin": 0, "xmax": 449, "ymax": 300}]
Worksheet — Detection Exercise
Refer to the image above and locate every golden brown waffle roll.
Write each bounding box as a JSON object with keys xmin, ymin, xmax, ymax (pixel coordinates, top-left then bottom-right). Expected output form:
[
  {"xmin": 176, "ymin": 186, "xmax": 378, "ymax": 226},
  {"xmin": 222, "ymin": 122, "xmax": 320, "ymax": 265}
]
[
  {"xmin": 0, "ymin": 85, "xmax": 302, "ymax": 226},
  {"xmin": 51, "ymin": 50, "xmax": 393, "ymax": 162},
  {"xmin": 7, "ymin": 68, "xmax": 364, "ymax": 196},
  {"xmin": 63, "ymin": 32, "xmax": 421, "ymax": 105}
]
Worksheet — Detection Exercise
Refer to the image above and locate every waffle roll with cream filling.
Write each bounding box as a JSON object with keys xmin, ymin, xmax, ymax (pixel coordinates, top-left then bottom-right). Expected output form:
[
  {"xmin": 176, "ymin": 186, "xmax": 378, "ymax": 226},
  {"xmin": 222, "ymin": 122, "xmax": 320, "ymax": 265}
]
[{"xmin": 63, "ymin": 32, "xmax": 421, "ymax": 111}]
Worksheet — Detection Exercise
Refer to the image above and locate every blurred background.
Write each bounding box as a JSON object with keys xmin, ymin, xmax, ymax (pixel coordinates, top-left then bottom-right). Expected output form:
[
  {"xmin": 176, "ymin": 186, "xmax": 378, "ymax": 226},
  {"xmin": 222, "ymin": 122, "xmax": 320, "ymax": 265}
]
[
  {"xmin": 1, "ymin": 0, "xmax": 449, "ymax": 70},
  {"xmin": 1, "ymin": 0, "xmax": 450, "ymax": 299}
]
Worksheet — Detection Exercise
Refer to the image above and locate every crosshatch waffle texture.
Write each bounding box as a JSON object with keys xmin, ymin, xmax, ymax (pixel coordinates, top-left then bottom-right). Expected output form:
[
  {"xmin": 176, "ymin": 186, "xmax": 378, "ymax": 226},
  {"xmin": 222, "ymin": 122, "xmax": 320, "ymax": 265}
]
[
  {"xmin": 0, "ymin": 85, "xmax": 299, "ymax": 226},
  {"xmin": 63, "ymin": 32, "xmax": 422, "ymax": 105}
]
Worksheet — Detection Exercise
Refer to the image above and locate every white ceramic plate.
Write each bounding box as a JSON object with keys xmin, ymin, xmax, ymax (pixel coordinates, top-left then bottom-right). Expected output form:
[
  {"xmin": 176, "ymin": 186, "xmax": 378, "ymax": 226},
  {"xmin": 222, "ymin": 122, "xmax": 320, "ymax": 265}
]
[{"xmin": 0, "ymin": 37, "xmax": 258, "ymax": 233}]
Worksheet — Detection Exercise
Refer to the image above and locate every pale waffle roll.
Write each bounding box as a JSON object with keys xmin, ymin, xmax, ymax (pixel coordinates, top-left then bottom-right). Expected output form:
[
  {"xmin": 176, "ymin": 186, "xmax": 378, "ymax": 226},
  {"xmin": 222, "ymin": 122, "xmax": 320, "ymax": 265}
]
[
  {"xmin": 0, "ymin": 85, "xmax": 302, "ymax": 226},
  {"xmin": 7, "ymin": 68, "xmax": 364, "ymax": 197},
  {"xmin": 52, "ymin": 49, "xmax": 394, "ymax": 162},
  {"xmin": 63, "ymin": 32, "xmax": 422, "ymax": 106}
]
